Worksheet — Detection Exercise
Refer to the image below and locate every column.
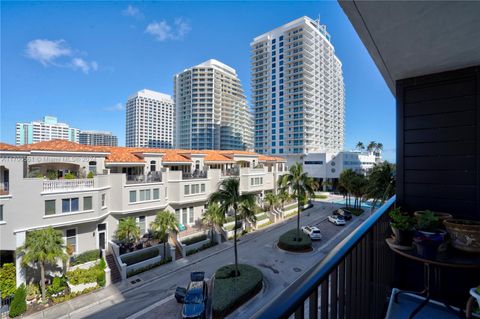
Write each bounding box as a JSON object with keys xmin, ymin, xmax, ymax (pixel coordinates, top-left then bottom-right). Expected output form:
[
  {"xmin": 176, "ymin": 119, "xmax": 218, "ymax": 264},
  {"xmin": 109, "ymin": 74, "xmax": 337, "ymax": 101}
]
[{"xmin": 15, "ymin": 231, "xmax": 26, "ymax": 287}]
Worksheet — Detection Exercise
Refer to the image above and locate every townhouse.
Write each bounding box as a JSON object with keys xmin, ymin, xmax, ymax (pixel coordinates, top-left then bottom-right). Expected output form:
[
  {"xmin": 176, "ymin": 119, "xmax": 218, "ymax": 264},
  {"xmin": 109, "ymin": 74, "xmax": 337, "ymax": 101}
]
[{"xmin": 0, "ymin": 140, "xmax": 286, "ymax": 285}]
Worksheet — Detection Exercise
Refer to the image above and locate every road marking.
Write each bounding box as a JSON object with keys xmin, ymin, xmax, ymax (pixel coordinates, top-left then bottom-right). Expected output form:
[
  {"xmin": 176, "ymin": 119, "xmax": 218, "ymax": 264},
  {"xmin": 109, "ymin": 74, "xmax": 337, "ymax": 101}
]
[{"xmin": 125, "ymin": 295, "xmax": 175, "ymax": 319}]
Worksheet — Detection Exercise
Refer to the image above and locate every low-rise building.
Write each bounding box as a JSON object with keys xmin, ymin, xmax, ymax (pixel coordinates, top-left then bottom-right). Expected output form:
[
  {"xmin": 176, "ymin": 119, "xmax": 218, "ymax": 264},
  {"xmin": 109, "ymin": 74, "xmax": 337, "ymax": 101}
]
[{"xmin": 0, "ymin": 140, "xmax": 286, "ymax": 285}]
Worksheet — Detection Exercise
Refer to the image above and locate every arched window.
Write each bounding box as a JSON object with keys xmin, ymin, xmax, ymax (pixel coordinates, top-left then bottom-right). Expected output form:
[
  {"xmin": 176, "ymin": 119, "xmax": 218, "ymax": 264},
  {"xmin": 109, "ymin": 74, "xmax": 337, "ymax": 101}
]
[
  {"xmin": 89, "ymin": 161, "xmax": 97, "ymax": 174},
  {"xmin": 195, "ymin": 160, "xmax": 200, "ymax": 171},
  {"xmin": 150, "ymin": 160, "xmax": 156, "ymax": 172}
]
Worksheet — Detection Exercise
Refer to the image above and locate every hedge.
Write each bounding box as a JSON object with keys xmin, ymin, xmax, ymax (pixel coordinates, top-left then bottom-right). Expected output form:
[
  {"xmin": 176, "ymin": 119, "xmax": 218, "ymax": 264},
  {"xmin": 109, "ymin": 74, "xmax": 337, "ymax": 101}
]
[
  {"xmin": 223, "ymin": 221, "xmax": 242, "ymax": 231},
  {"xmin": 0, "ymin": 263, "xmax": 16, "ymax": 298},
  {"xmin": 315, "ymin": 194, "xmax": 328, "ymax": 199},
  {"xmin": 278, "ymin": 229, "xmax": 312, "ymax": 252},
  {"xmin": 181, "ymin": 234, "xmax": 207, "ymax": 246},
  {"xmin": 255, "ymin": 213, "xmax": 269, "ymax": 221},
  {"xmin": 127, "ymin": 257, "xmax": 172, "ymax": 277},
  {"xmin": 284, "ymin": 210, "xmax": 298, "ymax": 219},
  {"xmin": 186, "ymin": 241, "xmax": 218, "ymax": 256},
  {"xmin": 121, "ymin": 246, "xmax": 160, "ymax": 266},
  {"xmin": 71, "ymin": 249, "xmax": 101, "ymax": 266},
  {"xmin": 212, "ymin": 264, "xmax": 263, "ymax": 318},
  {"xmin": 67, "ymin": 267, "xmax": 99, "ymax": 285},
  {"xmin": 9, "ymin": 284, "xmax": 27, "ymax": 318},
  {"xmin": 257, "ymin": 221, "xmax": 273, "ymax": 229}
]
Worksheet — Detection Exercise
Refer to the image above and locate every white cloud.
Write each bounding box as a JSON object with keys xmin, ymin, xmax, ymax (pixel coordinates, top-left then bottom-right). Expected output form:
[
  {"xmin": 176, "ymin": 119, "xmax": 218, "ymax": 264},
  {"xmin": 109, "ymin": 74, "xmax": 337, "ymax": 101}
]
[
  {"xmin": 145, "ymin": 18, "xmax": 191, "ymax": 41},
  {"xmin": 25, "ymin": 39, "xmax": 71, "ymax": 66},
  {"xmin": 104, "ymin": 103, "xmax": 125, "ymax": 112},
  {"xmin": 25, "ymin": 39, "xmax": 98, "ymax": 74},
  {"xmin": 122, "ymin": 5, "xmax": 142, "ymax": 18}
]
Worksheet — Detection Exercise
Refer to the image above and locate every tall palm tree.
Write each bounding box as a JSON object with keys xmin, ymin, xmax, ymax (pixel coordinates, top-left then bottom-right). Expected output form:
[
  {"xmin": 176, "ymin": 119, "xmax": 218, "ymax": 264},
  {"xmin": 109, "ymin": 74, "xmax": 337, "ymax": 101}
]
[
  {"xmin": 238, "ymin": 197, "xmax": 259, "ymax": 228},
  {"xmin": 350, "ymin": 173, "xmax": 367, "ymax": 210},
  {"xmin": 115, "ymin": 217, "xmax": 140, "ymax": 244},
  {"xmin": 150, "ymin": 210, "xmax": 178, "ymax": 260},
  {"xmin": 277, "ymin": 190, "xmax": 290, "ymax": 209},
  {"xmin": 16, "ymin": 227, "xmax": 67, "ymax": 303},
  {"xmin": 366, "ymin": 162, "xmax": 396, "ymax": 208},
  {"xmin": 356, "ymin": 141, "xmax": 365, "ymax": 151},
  {"xmin": 367, "ymin": 141, "xmax": 377, "ymax": 154},
  {"xmin": 277, "ymin": 162, "xmax": 315, "ymax": 241},
  {"xmin": 209, "ymin": 178, "xmax": 255, "ymax": 276},
  {"xmin": 202, "ymin": 202, "xmax": 225, "ymax": 244},
  {"xmin": 374, "ymin": 143, "xmax": 384, "ymax": 156},
  {"xmin": 339, "ymin": 169, "xmax": 356, "ymax": 208},
  {"xmin": 264, "ymin": 192, "xmax": 278, "ymax": 212}
]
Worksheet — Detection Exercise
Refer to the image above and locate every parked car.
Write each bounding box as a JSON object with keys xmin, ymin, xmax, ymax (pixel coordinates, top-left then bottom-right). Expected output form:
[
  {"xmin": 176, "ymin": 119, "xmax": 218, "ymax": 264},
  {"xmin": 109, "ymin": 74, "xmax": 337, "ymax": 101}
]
[
  {"xmin": 334, "ymin": 208, "xmax": 352, "ymax": 221},
  {"xmin": 301, "ymin": 226, "xmax": 323, "ymax": 240},
  {"xmin": 181, "ymin": 272, "xmax": 208, "ymax": 319},
  {"xmin": 328, "ymin": 215, "xmax": 346, "ymax": 226}
]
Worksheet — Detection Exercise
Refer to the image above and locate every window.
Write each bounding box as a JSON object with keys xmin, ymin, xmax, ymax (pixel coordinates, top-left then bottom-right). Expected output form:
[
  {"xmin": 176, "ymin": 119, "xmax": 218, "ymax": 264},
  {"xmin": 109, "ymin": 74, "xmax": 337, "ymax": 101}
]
[
  {"xmin": 62, "ymin": 198, "xmax": 79, "ymax": 213},
  {"xmin": 129, "ymin": 190, "xmax": 137, "ymax": 203},
  {"xmin": 139, "ymin": 189, "xmax": 150, "ymax": 201},
  {"xmin": 84, "ymin": 196, "xmax": 92, "ymax": 210},
  {"xmin": 101, "ymin": 194, "xmax": 106, "ymax": 207},
  {"xmin": 305, "ymin": 161, "xmax": 323, "ymax": 165},
  {"xmin": 45, "ymin": 200, "xmax": 56, "ymax": 215},
  {"xmin": 137, "ymin": 216, "xmax": 146, "ymax": 234},
  {"xmin": 153, "ymin": 188, "xmax": 160, "ymax": 200},
  {"xmin": 189, "ymin": 207, "xmax": 194, "ymax": 224},
  {"xmin": 150, "ymin": 160, "xmax": 156, "ymax": 172},
  {"xmin": 66, "ymin": 229, "xmax": 77, "ymax": 253},
  {"xmin": 0, "ymin": 205, "xmax": 3, "ymax": 221},
  {"xmin": 184, "ymin": 185, "xmax": 190, "ymax": 195},
  {"xmin": 175, "ymin": 209, "xmax": 181, "ymax": 223},
  {"xmin": 88, "ymin": 161, "xmax": 97, "ymax": 174},
  {"xmin": 182, "ymin": 208, "xmax": 187, "ymax": 225},
  {"xmin": 201, "ymin": 184, "xmax": 205, "ymax": 192}
]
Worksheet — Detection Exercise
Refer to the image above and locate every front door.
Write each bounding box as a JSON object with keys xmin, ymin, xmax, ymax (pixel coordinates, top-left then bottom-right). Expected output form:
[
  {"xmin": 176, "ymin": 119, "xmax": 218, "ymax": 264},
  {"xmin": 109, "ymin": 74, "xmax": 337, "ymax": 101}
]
[{"xmin": 97, "ymin": 223, "xmax": 106, "ymax": 250}]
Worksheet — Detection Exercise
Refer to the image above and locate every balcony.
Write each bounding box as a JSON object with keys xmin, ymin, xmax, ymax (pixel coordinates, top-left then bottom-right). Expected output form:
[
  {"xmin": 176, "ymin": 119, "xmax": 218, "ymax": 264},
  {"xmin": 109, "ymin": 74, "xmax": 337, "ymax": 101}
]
[
  {"xmin": 182, "ymin": 170, "xmax": 208, "ymax": 180},
  {"xmin": 43, "ymin": 178, "xmax": 94, "ymax": 192},
  {"xmin": 126, "ymin": 172, "xmax": 162, "ymax": 184}
]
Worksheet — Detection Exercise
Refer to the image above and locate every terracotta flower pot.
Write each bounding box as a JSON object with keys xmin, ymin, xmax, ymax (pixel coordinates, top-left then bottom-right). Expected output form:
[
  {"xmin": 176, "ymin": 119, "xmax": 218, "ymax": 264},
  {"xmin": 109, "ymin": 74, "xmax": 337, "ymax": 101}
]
[{"xmin": 444, "ymin": 219, "xmax": 480, "ymax": 253}]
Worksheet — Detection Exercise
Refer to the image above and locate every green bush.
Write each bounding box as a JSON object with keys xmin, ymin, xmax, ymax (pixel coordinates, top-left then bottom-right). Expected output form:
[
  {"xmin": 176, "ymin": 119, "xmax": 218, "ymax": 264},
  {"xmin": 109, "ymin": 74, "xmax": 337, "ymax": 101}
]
[
  {"xmin": 126, "ymin": 257, "xmax": 172, "ymax": 277},
  {"xmin": 96, "ymin": 271, "xmax": 106, "ymax": 287},
  {"xmin": 0, "ymin": 263, "xmax": 16, "ymax": 298},
  {"xmin": 26, "ymin": 283, "xmax": 40, "ymax": 301},
  {"xmin": 315, "ymin": 194, "xmax": 328, "ymax": 199},
  {"xmin": 67, "ymin": 267, "xmax": 99, "ymax": 285},
  {"xmin": 223, "ymin": 221, "xmax": 242, "ymax": 231},
  {"xmin": 9, "ymin": 284, "xmax": 27, "ymax": 318},
  {"xmin": 186, "ymin": 241, "xmax": 218, "ymax": 256},
  {"xmin": 46, "ymin": 170, "xmax": 58, "ymax": 180},
  {"xmin": 87, "ymin": 171, "xmax": 94, "ymax": 178},
  {"xmin": 278, "ymin": 229, "xmax": 312, "ymax": 252},
  {"xmin": 212, "ymin": 264, "xmax": 263, "ymax": 318},
  {"xmin": 64, "ymin": 172, "xmax": 76, "ymax": 179},
  {"xmin": 120, "ymin": 246, "xmax": 160, "ymax": 266},
  {"xmin": 99, "ymin": 258, "xmax": 107, "ymax": 269},
  {"xmin": 257, "ymin": 221, "xmax": 273, "ymax": 229},
  {"xmin": 71, "ymin": 249, "xmax": 100, "ymax": 266},
  {"xmin": 255, "ymin": 213, "xmax": 269, "ymax": 221},
  {"xmin": 181, "ymin": 234, "xmax": 207, "ymax": 246},
  {"xmin": 47, "ymin": 276, "xmax": 67, "ymax": 296},
  {"xmin": 225, "ymin": 215, "xmax": 236, "ymax": 223},
  {"xmin": 51, "ymin": 286, "xmax": 97, "ymax": 304}
]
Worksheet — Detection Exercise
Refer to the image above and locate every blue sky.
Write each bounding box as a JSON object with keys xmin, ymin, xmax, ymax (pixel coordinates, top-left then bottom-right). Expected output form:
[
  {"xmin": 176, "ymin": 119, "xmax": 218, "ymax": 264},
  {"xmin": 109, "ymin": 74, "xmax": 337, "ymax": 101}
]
[{"xmin": 1, "ymin": 1, "xmax": 396, "ymax": 162}]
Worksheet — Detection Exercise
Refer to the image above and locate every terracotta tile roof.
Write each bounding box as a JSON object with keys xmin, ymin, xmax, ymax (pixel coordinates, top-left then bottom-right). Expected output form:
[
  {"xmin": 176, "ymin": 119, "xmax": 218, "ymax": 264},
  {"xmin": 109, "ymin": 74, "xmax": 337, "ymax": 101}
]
[
  {"xmin": 105, "ymin": 147, "xmax": 144, "ymax": 163},
  {"xmin": 0, "ymin": 143, "xmax": 19, "ymax": 151},
  {"xmin": 18, "ymin": 140, "xmax": 100, "ymax": 152},
  {"xmin": 162, "ymin": 150, "xmax": 191, "ymax": 163},
  {"xmin": 204, "ymin": 153, "xmax": 235, "ymax": 162},
  {"xmin": 258, "ymin": 155, "xmax": 278, "ymax": 161}
]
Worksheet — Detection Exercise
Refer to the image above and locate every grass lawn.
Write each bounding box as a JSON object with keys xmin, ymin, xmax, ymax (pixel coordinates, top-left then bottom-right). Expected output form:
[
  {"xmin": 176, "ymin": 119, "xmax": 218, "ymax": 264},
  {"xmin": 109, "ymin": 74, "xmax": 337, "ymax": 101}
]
[
  {"xmin": 212, "ymin": 264, "xmax": 263, "ymax": 318},
  {"xmin": 278, "ymin": 229, "xmax": 312, "ymax": 252}
]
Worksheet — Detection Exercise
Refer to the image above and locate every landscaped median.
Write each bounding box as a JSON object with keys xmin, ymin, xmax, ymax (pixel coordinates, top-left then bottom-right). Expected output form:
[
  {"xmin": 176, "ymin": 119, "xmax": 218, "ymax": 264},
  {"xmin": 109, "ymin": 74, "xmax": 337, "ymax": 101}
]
[
  {"xmin": 212, "ymin": 264, "xmax": 263, "ymax": 319},
  {"xmin": 278, "ymin": 229, "xmax": 312, "ymax": 252}
]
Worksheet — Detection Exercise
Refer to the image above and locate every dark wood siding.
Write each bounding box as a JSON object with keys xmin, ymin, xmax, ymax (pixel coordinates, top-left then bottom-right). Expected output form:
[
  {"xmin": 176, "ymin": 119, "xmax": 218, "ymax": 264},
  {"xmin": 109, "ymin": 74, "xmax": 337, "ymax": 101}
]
[{"xmin": 396, "ymin": 66, "xmax": 480, "ymax": 219}]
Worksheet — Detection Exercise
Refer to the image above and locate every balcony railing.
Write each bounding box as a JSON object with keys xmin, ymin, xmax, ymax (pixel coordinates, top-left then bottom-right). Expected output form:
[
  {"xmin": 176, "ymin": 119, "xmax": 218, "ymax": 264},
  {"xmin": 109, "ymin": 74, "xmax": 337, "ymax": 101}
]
[
  {"xmin": 126, "ymin": 172, "xmax": 162, "ymax": 184},
  {"xmin": 222, "ymin": 168, "xmax": 240, "ymax": 177},
  {"xmin": 182, "ymin": 170, "xmax": 208, "ymax": 180},
  {"xmin": 0, "ymin": 182, "xmax": 8, "ymax": 195},
  {"xmin": 43, "ymin": 179, "xmax": 95, "ymax": 192},
  {"xmin": 254, "ymin": 196, "xmax": 396, "ymax": 319}
]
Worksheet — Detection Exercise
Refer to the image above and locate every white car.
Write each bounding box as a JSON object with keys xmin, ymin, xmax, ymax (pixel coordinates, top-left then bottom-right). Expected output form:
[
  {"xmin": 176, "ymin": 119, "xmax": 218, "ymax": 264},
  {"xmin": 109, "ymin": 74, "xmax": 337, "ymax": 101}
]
[
  {"xmin": 301, "ymin": 226, "xmax": 323, "ymax": 240},
  {"xmin": 328, "ymin": 215, "xmax": 346, "ymax": 226}
]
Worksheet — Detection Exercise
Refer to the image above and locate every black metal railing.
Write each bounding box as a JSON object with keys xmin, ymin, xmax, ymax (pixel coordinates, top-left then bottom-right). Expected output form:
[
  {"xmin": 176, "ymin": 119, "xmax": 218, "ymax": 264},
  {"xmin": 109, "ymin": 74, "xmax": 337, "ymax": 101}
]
[
  {"xmin": 254, "ymin": 196, "xmax": 396, "ymax": 319},
  {"xmin": 182, "ymin": 170, "xmax": 208, "ymax": 180},
  {"xmin": 126, "ymin": 172, "xmax": 162, "ymax": 184}
]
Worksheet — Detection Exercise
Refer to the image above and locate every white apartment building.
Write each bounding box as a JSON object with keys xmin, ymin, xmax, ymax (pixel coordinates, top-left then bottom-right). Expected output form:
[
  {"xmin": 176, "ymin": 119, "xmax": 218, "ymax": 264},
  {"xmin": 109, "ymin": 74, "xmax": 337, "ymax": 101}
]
[
  {"xmin": 125, "ymin": 89, "xmax": 174, "ymax": 148},
  {"xmin": 79, "ymin": 130, "xmax": 118, "ymax": 146},
  {"xmin": 251, "ymin": 16, "xmax": 345, "ymax": 156},
  {"xmin": 174, "ymin": 59, "xmax": 254, "ymax": 151},
  {"xmin": 15, "ymin": 116, "xmax": 79, "ymax": 145},
  {"xmin": 0, "ymin": 140, "xmax": 286, "ymax": 285}
]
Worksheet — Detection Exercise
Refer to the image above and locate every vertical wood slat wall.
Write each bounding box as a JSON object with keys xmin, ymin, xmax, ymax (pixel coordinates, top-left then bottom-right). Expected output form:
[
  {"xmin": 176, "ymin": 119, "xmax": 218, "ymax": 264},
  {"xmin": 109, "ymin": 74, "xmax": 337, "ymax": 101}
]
[{"xmin": 396, "ymin": 66, "xmax": 480, "ymax": 219}]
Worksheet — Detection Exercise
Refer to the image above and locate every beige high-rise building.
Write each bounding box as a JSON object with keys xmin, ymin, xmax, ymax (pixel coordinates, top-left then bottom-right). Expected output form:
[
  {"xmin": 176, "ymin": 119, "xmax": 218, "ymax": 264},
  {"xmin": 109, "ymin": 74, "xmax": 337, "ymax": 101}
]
[{"xmin": 174, "ymin": 59, "xmax": 253, "ymax": 150}]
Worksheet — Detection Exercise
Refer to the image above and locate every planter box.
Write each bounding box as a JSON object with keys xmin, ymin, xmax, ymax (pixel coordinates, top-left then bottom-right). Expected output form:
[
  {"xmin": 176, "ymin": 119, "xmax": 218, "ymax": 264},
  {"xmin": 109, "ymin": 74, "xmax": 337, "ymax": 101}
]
[
  {"xmin": 68, "ymin": 281, "xmax": 97, "ymax": 293},
  {"xmin": 69, "ymin": 259, "xmax": 100, "ymax": 271},
  {"xmin": 126, "ymin": 255, "xmax": 163, "ymax": 275},
  {"xmin": 184, "ymin": 238, "xmax": 212, "ymax": 255}
]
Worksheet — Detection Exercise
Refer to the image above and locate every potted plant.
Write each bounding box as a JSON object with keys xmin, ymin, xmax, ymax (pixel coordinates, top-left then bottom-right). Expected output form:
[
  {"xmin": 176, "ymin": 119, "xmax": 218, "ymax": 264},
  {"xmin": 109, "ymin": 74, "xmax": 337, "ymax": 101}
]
[
  {"xmin": 414, "ymin": 210, "xmax": 452, "ymax": 227},
  {"xmin": 389, "ymin": 207, "xmax": 415, "ymax": 246},
  {"xmin": 413, "ymin": 211, "xmax": 446, "ymax": 258},
  {"xmin": 444, "ymin": 219, "xmax": 480, "ymax": 253}
]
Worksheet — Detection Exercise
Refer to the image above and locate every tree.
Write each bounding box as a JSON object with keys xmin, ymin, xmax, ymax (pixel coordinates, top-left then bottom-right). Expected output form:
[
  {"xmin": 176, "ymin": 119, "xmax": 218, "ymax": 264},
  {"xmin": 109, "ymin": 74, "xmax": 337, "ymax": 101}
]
[
  {"xmin": 374, "ymin": 143, "xmax": 384, "ymax": 156},
  {"xmin": 339, "ymin": 169, "xmax": 356, "ymax": 208},
  {"xmin": 367, "ymin": 141, "xmax": 378, "ymax": 154},
  {"xmin": 264, "ymin": 192, "xmax": 278, "ymax": 212},
  {"xmin": 115, "ymin": 217, "xmax": 140, "ymax": 244},
  {"xmin": 350, "ymin": 174, "xmax": 368, "ymax": 210},
  {"xmin": 238, "ymin": 197, "xmax": 260, "ymax": 226},
  {"xmin": 366, "ymin": 161, "xmax": 396, "ymax": 208},
  {"xmin": 277, "ymin": 190, "xmax": 290, "ymax": 209},
  {"xmin": 150, "ymin": 210, "xmax": 178, "ymax": 260},
  {"xmin": 9, "ymin": 284, "xmax": 26, "ymax": 318},
  {"xmin": 202, "ymin": 202, "xmax": 225, "ymax": 244},
  {"xmin": 208, "ymin": 178, "xmax": 256, "ymax": 276},
  {"xmin": 0, "ymin": 263, "xmax": 16, "ymax": 298},
  {"xmin": 16, "ymin": 227, "xmax": 67, "ymax": 303},
  {"xmin": 322, "ymin": 178, "xmax": 333, "ymax": 191},
  {"xmin": 277, "ymin": 162, "xmax": 315, "ymax": 241},
  {"xmin": 356, "ymin": 141, "xmax": 365, "ymax": 151}
]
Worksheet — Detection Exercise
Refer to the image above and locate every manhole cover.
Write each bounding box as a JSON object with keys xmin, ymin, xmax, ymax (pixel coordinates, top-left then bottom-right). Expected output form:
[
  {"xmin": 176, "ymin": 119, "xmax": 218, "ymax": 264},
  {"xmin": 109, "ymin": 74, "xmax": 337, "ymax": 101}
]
[
  {"xmin": 293, "ymin": 267, "xmax": 302, "ymax": 272},
  {"xmin": 130, "ymin": 278, "xmax": 141, "ymax": 284}
]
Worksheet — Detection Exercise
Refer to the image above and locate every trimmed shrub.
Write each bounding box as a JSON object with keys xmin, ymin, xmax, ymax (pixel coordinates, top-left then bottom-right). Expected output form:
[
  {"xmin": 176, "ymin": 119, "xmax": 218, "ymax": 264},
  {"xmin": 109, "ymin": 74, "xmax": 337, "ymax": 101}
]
[
  {"xmin": 0, "ymin": 263, "xmax": 16, "ymax": 298},
  {"xmin": 64, "ymin": 172, "xmax": 76, "ymax": 179},
  {"xmin": 71, "ymin": 249, "xmax": 101, "ymax": 266},
  {"xmin": 96, "ymin": 271, "xmax": 106, "ymax": 287},
  {"xmin": 87, "ymin": 171, "xmax": 94, "ymax": 178},
  {"xmin": 257, "ymin": 221, "xmax": 273, "ymax": 229},
  {"xmin": 67, "ymin": 267, "xmax": 99, "ymax": 285},
  {"xmin": 51, "ymin": 286, "xmax": 97, "ymax": 304},
  {"xmin": 212, "ymin": 264, "xmax": 263, "ymax": 318},
  {"xmin": 26, "ymin": 283, "xmax": 40, "ymax": 301},
  {"xmin": 126, "ymin": 257, "xmax": 172, "ymax": 277},
  {"xmin": 121, "ymin": 247, "xmax": 160, "ymax": 266},
  {"xmin": 9, "ymin": 284, "xmax": 27, "ymax": 318},
  {"xmin": 186, "ymin": 241, "xmax": 218, "ymax": 256},
  {"xmin": 278, "ymin": 229, "xmax": 312, "ymax": 252},
  {"xmin": 181, "ymin": 234, "xmax": 207, "ymax": 246},
  {"xmin": 47, "ymin": 276, "xmax": 67, "ymax": 296},
  {"xmin": 223, "ymin": 221, "xmax": 242, "ymax": 231}
]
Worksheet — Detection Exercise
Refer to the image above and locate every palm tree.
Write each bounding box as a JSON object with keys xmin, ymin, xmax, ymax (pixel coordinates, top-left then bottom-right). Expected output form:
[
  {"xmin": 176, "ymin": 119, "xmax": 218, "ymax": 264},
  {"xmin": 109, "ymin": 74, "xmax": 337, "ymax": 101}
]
[
  {"xmin": 322, "ymin": 178, "xmax": 333, "ymax": 191},
  {"xmin": 374, "ymin": 143, "xmax": 384, "ymax": 156},
  {"xmin": 202, "ymin": 202, "xmax": 225, "ymax": 244},
  {"xmin": 350, "ymin": 173, "xmax": 367, "ymax": 210},
  {"xmin": 208, "ymin": 178, "xmax": 255, "ymax": 276},
  {"xmin": 277, "ymin": 190, "xmax": 290, "ymax": 209},
  {"xmin": 367, "ymin": 141, "xmax": 377, "ymax": 154},
  {"xmin": 356, "ymin": 141, "xmax": 365, "ymax": 151},
  {"xmin": 277, "ymin": 162, "xmax": 315, "ymax": 241},
  {"xmin": 339, "ymin": 169, "xmax": 356, "ymax": 208},
  {"xmin": 115, "ymin": 217, "xmax": 140, "ymax": 244},
  {"xmin": 238, "ymin": 197, "xmax": 259, "ymax": 228},
  {"xmin": 150, "ymin": 210, "xmax": 178, "ymax": 260},
  {"xmin": 366, "ymin": 162, "xmax": 396, "ymax": 208},
  {"xmin": 264, "ymin": 192, "xmax": 278, "ymax": 212},
  {"xmin": 16, "ymin": 227, "xmax": 67, "ymax": 303}
]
